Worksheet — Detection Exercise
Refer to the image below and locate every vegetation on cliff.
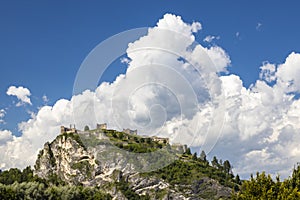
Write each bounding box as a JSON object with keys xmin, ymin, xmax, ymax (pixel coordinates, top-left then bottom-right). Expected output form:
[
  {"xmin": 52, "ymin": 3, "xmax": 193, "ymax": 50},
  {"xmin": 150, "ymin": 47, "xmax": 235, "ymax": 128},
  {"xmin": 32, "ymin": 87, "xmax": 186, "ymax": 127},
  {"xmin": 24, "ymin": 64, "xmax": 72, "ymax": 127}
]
[
  {"xmin": 232, "ymin": 165, "xmax": 300, "ymax": 199},
  {"xmin": 2, "ymin": 128, "xmax": 300, "ymax": 199}
]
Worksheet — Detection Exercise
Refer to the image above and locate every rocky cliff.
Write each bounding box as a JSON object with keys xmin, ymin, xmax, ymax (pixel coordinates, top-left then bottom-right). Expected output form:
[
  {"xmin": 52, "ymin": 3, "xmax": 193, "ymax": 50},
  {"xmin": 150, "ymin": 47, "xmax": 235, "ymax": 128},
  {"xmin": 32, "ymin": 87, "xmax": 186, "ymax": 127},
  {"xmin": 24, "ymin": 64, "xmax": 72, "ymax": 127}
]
[
  {"xmin": 34, "ymin": 130, "xmax": 235, "ymax": 199},
  {"xmin": 34, "ymin": 133, "xmax": 99, "ymax": 185}
]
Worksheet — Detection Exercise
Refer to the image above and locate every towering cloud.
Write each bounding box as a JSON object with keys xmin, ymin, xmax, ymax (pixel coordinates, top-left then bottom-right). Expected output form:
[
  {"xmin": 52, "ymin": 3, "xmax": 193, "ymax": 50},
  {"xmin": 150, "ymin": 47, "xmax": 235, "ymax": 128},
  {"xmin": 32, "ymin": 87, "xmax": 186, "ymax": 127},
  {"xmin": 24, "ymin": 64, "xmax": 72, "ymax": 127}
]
[
  {"xmin": 0, "ymin": 14, "xmax": 300, "ymax": 179},
  {"xmin": 6, "ymin": 86, "xmax": 32, "ymax": 106}
]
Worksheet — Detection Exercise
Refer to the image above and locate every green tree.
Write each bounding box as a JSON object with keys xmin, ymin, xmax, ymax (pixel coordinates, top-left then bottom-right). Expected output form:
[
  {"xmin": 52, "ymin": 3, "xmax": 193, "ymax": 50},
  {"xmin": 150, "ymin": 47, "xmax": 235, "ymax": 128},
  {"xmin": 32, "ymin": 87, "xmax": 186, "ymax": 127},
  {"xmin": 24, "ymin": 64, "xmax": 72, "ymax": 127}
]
[
  {"xmin": 118, "ymin": 132, "xmax": 124, "ymax": 140},
  {"xmin": 145, "ymin": 138, "xmax": 151, "ymax": 144},
  {"xmin": 235, "ymin": 174, "xmax": 241, "ymax": 185},
  {"xmin": 211, "ymin": 156, "xmax": 219, "ymax": 168},
  {"xmin": 21, "ymin": 166, "xmax": 34, "ymax": 182},
  {"xmin": 192, "ymin": 152, "xmax": 197, "ymax": 160},
  {"xmin": 185, "ymin": 148, "xmax": 191, "ymax": 155},
  {"xmin": 84, "ymin": 125, "xmax": 90, "ymax": 131},
  {"xmin": 199, "ymin": 150, "xmax": 207, "ymax": 162},
  {"xmin": 112, "ymin": 132, "xmax": 117, "ymax": 138},
  {"xmin": 223, "ymin": 160, "xmax": 231, "ymax": 174},
  {"xmin": 233, "ymin": 172, "xmax": 277, "ymax": 199},
  {"xmin": 0, "ymin": 168, "xmax": 22, "ymax": 185}
]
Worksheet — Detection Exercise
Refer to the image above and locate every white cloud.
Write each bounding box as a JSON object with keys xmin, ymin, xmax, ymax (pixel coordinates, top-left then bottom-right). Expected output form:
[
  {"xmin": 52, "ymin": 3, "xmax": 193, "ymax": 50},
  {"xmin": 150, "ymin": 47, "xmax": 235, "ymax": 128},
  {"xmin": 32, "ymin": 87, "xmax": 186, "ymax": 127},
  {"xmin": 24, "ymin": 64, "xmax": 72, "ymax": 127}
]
[
  {"xmin": 42, "ymin": 95, "xmax": 49, "ymax": 105},
  {"xmin": 191, "ymin": 21, "xmax": 202, "ymax": 32},
  {"xmin": 0, "ymin": 109, "xmax": 6, "ymax": 118},
  {"xmin": 256, "ymin": 22, "xmax": 263, "ymax": 30},
  {"xmin": 276, "ymin": 52, "xmax": 300, "ymax": 93},
  {"xmin": 213, "ymin": 53, "xmax": 300, "ymax": 178},
  {"xmin": 203, "ymin": 35, "xmax": 220, "ymax": 43},
  {"xmin": 0, "ymin": 130, "xmax": 13, "ymax": 145},
  {"xmin": 259, "ymin": 62, "xmax": 276, "ymax": 83},
  {"xmin": 6, "ymin": 86, "xmax": 32, "ymax": 106},
  {"xmin": 1, "ymin": 14, "xmax": 300, "ymax": 181},
  {"xmin": 204, "ymin": 46, "xmax": 231, "ymax": 72},
  {"xmin": 0, "ymin": 13, "xmax": 229, "ymax": 170},
  {"xmin": 0, "ymin": 109, "xmax": 6, "ymax": 124},
  {"xmin": 235, "ymin": 32, "xmax": 241, "ymax": 39},
  {"xmin": 120, "ymin": 57, "xmax": 130, "ymax": 64}
]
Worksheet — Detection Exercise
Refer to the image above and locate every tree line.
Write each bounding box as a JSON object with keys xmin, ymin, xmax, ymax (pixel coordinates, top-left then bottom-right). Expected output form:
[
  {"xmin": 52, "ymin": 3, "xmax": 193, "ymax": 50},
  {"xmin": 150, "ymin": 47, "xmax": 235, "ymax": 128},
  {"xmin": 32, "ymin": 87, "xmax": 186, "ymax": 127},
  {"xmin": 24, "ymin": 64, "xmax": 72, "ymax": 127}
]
[{"xmin": 233, "ymin": 164, "xmax": 300, "ymax": 199}]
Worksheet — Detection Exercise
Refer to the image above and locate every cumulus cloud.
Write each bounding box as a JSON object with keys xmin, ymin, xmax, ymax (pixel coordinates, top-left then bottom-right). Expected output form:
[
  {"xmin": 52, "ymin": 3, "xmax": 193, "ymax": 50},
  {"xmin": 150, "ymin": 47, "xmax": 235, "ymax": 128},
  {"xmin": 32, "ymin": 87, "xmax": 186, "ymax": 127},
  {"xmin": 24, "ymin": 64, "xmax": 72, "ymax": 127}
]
[
  {"xmin": 259, "ymin": 62, "xmax": 276, "ymax": 83},
  {"xmin": 0, "ymin": 13, "xmax": 229, "ymax": 170},
  {"xmin": 0, "ymin": 130, "xmax": 13, "ymax": 145},
  {"xmin": 1, "ymin": 14, "xmax": 300, "ymax": 180},
  {"xmin": 156, "ymin": 14, "xmax": 202, "ymax": 35},
  {"xmin": 42, "ymin": 95, "xmax": 49, "ymax": 105},
  {"xmin": 0, "ymin": 109, "xmax": 6, "ymax": 124},
  {"xmin": 256, "ymin": 22, "xmax": 263, "ymax": 30},
  {"xmin": 203, "ymin": 35, "xmax": 220, "ymax": 43},
  {"xmin": 276, "ymin": 52, "xmax": 300, "ymax": 93},
  {"xmin": 6, "ymin": 86, "xmax": 32, "ymax": 106},
  {"xmin": 235, "ymin": 32, "xmax": 241, "ymax": 39},
  {"xmin": 212, "ymin": 52, "xmax": 300, "ymax": 178},
  {"xmin": 0, "ymin": 109, "xmax": 6, "ymax": 118},
  {"xmin": 120, "ymin": 57, "xmax": 130, "ymax": 64}
]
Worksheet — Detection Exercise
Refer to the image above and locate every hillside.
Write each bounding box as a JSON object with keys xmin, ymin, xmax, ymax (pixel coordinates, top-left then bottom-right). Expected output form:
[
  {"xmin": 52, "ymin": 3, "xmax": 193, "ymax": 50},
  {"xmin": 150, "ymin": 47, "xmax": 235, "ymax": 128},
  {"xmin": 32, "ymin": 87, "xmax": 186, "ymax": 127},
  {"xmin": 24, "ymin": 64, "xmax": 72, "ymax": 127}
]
[{"xmin": 0, "ymin": 127, "xmax": 239, "ymax": 199}]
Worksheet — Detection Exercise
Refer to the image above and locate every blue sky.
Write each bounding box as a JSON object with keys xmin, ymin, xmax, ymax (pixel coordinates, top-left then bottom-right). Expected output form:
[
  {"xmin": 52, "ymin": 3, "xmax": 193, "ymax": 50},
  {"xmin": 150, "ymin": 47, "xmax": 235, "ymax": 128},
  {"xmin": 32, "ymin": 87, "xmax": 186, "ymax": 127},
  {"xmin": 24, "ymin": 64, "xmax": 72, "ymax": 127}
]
[
  {"xmin": 1, "ymin": 1, "xmax": 300, "ymax": 177},
  {"xmin": 1, "ymin": 1, "xmax": 300, "ymax": 131}
]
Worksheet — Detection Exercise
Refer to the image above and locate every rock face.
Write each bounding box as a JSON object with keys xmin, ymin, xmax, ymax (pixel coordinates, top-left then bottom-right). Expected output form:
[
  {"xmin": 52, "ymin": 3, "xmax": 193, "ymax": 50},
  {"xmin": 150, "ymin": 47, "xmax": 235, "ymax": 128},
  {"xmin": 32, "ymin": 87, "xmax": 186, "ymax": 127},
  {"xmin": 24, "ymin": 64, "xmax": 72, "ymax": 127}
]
[
  {"xmin": 34, "ymin": 132, "xmax": 233, "ymax": 199},
  {"xmin": 34, "ymin": 134, "xmax": 98, "ymax": 185}
]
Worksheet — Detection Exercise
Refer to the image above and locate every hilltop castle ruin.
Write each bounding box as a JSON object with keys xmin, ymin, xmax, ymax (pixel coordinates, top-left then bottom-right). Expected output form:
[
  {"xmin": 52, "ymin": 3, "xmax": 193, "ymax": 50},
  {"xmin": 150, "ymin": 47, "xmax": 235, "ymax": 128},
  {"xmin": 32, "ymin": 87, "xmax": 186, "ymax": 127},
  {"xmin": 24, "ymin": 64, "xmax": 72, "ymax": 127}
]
[
  {"xmin": 60, "ymin": 123, "xmax": 170, "ymax": 144},
  {"xmin": 123, "ymin": 128, "xmax": 137, "ymax": 135},
  {"xmin": 97, "ymin": 123, "xmax": 107, "ymax": 130},
  {"xmin": 60, "ymin": 124, "xmax": 77, "ymax": 134},
  {"xmin": 59, "ymin": 123, "xmax": 187, "ymax": 152}
]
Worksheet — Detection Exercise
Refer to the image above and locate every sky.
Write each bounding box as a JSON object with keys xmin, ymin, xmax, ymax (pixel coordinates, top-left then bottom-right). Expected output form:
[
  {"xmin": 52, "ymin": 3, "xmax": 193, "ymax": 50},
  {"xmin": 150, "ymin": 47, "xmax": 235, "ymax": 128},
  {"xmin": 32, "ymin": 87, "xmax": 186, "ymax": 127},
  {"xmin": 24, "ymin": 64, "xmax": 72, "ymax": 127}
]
[{"xmin": 1, "ymin": 0, "xmax": 300, "ymax": 179}]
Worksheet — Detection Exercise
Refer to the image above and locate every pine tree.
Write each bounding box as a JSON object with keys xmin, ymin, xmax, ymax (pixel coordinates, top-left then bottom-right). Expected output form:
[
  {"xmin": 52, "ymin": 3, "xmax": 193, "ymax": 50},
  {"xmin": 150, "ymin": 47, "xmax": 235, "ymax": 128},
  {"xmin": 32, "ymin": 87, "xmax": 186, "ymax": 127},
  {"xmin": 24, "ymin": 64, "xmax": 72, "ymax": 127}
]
[
  {"xmin": 192, "ymin": 152, "xmax": 197, "ymax": 160},
  {"xmin": 185, "ymin": 148, "xmax": 191, "ymax": 155},
  {"xmin": 200, "ymin": 150, "xmax": 207, "ymax": 162},
  {"xmin": 211, "ymin": 156, "xmax": 219, "ymax": 168},
  {"xmin": 223, "ymin": 160, "xmax": 231, "ymax": 174},
  {"xmin": 235, "ymin": 174, "xmax": 241, "ymax": 185},
  {"xmin": 84, "ymin": 125, "xmax": 89, "ymax": 131}
]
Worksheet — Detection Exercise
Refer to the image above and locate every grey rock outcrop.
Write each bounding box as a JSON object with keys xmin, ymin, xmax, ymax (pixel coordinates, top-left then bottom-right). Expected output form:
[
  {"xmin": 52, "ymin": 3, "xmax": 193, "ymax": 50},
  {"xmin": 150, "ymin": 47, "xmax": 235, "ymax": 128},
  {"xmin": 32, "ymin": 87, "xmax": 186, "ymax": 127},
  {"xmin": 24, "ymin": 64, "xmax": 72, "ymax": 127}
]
[{"xmin": 34, "ymin": 132, "xmax": 233, "ymax": 199}]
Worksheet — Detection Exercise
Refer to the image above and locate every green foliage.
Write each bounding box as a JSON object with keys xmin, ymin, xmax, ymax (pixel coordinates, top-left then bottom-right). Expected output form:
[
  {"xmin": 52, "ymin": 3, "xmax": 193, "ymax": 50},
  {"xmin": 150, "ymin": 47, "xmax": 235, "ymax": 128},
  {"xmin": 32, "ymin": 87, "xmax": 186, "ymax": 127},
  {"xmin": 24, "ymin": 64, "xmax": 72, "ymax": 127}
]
[
  {"xmin": 71, "ymin": 160, "xmax": 93, "ymax": 179},
  {"xmin": 47, "ymin": 143, "xmax": 56, "ymax": 166},
  {"xmin": 192, "ymin": 152, "xmax": 197, "ymax": 160},
  {"xmin": 101, "ymin": 129, "xmax": 167, "ymax": 153},
  {"xmin": 211, "ymin": 156, "xmax": 219, "ymax": 168},
  {"xmin": 140, "ymin": 137, "xmax": 145, "ymax": 143},
  {"xmin": 235, "ymin": 174, "xmax": 241, "ymax": 185},
  {"xmin": 145, "ymin": 155, "xmax": 238, "ymax": 190},
  {"xmin": 0, "ymin": 166, "xmax": 62, "ymax": 187},
  {"xmin": 1, "ymin": 127, "xmax": 248, "ymax": 199},
  {"xmin": 233, "ymin": 165, "xmax": 300, "ymax": 199},
  {"xmin": 0, "ymin": 166, "xmax": 111, "ymax": 199},
  {"xmin": 223, "ymin": 160, "xmax": 232, "ymax": 174},
  {"xmin": 145, "ymin": 137, "xmax": 151, "ymax": 144},
  {"xmin": 111, "ymin": 132, "xmax": 117, "ymax": 138},
  {"xmin": 185, "ymin": 147, "xmax": 192, "ymax": 155},
  {"xmin": 200, "ymin": 150, "xmax": 207, "ymax": 162},
  {"xmin": 116, "ymin": 179, "xmax": 150, "ymax": 200},
  {"xmin": 47, "ymin": 173, "xmax": 66, "ymax": 186},
  {"xmin": 0, "ymin": 182, "xmax": 112, "ymax": 200},
  {"xmin": 84, "ymin": 125, "xmax": 90, "ymax": 131},
  {"xmin": 58, "ymin": 132, "xmax": 87, "ymax": 150},
  {"xmin": 0, "ymin": 166, "xmax": 38, "ymax": 185},
  {"xmin": 0, "ymin": 168, "xmax": 22, "ymax": 185}
]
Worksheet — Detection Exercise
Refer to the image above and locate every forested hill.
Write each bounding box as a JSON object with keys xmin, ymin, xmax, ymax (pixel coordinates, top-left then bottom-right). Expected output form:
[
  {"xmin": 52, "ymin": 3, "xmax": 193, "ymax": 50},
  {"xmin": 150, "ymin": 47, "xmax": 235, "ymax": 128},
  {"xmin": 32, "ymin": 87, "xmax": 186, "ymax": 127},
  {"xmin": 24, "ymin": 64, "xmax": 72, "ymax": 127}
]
[
  {"xmin": 0, "ymin": 128, "xmax": 238, "ymax": 199},
  {"xmin": 1, "ymin": 128, "xmax": 300, "ymax": 199}
]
